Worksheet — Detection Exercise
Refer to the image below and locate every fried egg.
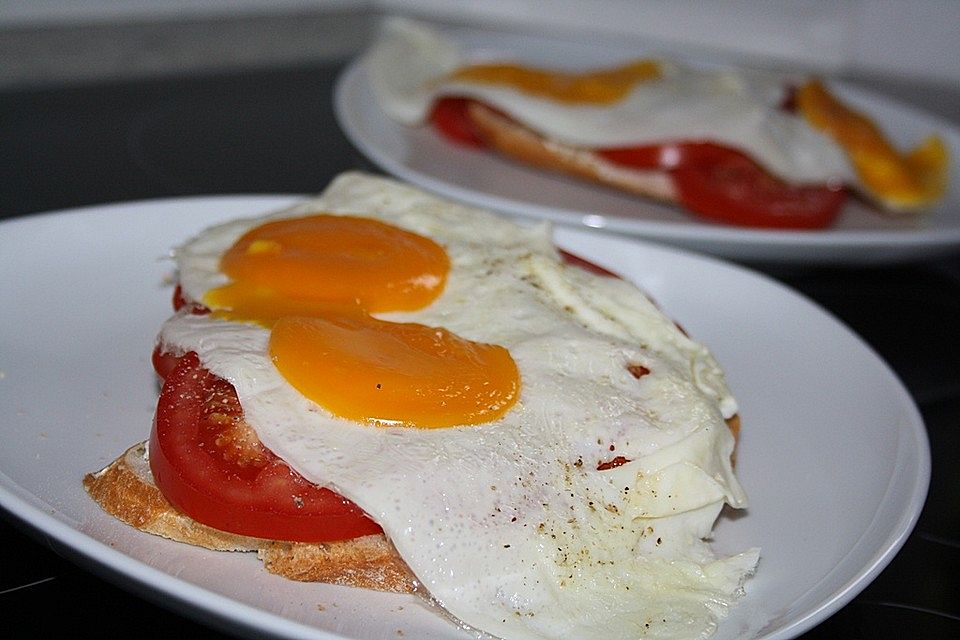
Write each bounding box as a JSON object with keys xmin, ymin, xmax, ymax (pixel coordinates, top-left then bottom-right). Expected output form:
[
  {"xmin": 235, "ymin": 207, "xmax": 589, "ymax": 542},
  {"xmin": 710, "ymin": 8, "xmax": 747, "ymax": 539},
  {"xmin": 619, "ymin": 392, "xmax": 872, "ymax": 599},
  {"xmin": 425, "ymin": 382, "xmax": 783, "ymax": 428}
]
[
  {"xmin": 160, "ymin": 172, "xmax": 758, "ymax": 640},
  {"xmin": 366, "ymin": 17, "xmax": 947, "ymax": 210}
]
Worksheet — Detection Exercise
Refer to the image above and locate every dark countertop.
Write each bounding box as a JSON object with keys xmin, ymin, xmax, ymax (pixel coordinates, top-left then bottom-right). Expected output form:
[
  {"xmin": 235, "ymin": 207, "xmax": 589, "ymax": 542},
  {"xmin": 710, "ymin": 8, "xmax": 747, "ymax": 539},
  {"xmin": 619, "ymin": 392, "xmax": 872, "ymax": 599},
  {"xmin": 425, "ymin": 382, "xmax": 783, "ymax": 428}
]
[{"xmin": 2, "ymin": 56, "xmax": 958, "ymax": 639}]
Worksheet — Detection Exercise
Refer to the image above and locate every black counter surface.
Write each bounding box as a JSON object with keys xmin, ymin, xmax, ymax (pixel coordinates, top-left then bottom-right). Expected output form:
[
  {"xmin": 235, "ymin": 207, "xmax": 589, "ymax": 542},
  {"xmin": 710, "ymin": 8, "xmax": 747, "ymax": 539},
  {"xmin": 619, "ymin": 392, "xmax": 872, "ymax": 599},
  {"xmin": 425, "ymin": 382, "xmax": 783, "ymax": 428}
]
[{"xmin": 2, "ymin": 59, "xmax": 958, "ymax": 639}]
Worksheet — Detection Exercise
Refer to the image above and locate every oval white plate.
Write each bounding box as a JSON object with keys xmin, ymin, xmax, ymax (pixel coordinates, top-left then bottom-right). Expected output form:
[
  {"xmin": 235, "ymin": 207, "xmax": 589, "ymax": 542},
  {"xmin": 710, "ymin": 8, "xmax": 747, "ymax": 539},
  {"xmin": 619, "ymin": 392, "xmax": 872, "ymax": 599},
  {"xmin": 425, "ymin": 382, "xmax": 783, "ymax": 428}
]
[
  {"xmin": 334, "ymin": 23, "xmax": 960, "ymax": 264},
  {"xmin": 0, "ymin": 196, "xmax": 929, "ymax": 639}
]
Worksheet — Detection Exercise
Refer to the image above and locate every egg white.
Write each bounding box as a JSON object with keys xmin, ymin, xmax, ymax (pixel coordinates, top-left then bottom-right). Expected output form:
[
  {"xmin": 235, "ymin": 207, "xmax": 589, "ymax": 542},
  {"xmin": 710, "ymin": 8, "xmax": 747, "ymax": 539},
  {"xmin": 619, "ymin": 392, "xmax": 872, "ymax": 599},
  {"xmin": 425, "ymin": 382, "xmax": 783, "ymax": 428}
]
[
  {"xmin": 365, "ymin": 17, "xmax": 856, "ymax": 187},
  {"xmin": 161, "ymin": 172, "xmax": 758, "ymax": 640}
]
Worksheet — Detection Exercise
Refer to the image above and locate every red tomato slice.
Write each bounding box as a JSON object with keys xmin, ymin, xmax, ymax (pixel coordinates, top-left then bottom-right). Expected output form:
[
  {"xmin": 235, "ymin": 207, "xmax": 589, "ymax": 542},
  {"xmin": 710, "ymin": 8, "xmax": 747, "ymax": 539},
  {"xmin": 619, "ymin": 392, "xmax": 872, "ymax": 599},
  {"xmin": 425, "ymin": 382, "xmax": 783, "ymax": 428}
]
[
  {"xmin": 153, "ymin": 286, "xmax": 210, "ymax": 380},
  {"xmin": 558, "ymin": 249, "xmax": 618, "ymax": 277},
  {"xmin": 593, "ymin": 145, "xmax": 665, "ymax": 169},
  {"xmin": 600, "ymin": 142, "xmax": 846, "ymax": 229},
  {"xmin": 429, "ymin": 98, "xmax": 486, "ymax": 147},
  {"xmin": 149, "ymin": 351, "xmax": 382, "ymax": 542},
  {"xmin": 172, "ymin": 284, "xmax": 209, "ymax": 315},
  {"xmin": 151, "ymin": 344, "xmax": 182, "ymax": 381},
  {"xmin": 667, "ymin": 143, "xmax": 846, "ymax": 229}
]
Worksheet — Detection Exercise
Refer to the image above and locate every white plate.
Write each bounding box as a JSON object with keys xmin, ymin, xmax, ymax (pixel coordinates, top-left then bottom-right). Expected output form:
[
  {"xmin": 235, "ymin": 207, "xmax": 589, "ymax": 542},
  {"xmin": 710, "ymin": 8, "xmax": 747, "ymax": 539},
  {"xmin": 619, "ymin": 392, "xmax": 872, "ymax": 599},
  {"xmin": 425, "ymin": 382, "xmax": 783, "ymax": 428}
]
[
  {"xmin": 0, "ymin": 196, "xmax": 929, "ymax": 639},
  {"xmin": 334, "ymin": 24, "xmax": 960, "ymax": 264}
]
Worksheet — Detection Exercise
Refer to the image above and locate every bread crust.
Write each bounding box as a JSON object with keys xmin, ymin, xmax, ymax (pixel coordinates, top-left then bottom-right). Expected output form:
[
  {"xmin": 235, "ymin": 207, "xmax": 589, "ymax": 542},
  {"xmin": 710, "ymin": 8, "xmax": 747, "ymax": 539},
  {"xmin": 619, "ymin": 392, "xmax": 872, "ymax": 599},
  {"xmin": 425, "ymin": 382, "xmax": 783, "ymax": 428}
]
[
  {"xmin": 465, "ymin": 101, "xmax": 678, "ymax": 203},
  {"xmin": 83, "ymin": 442, "xmax": 416, "ymax": 593}
]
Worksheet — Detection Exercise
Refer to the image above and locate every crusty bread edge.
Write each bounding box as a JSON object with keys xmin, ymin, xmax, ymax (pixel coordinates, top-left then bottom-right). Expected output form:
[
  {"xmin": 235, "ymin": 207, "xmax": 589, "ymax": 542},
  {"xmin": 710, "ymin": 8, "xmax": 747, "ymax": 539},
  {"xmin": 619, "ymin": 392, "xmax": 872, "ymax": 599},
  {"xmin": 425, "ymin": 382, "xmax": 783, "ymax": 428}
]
[
  {"xmin": 83, "ymin": 442, "xmax": 416, "ymax": 593},
  {"xmin": 466, "ymin": 101, "xmax": 678, "ymax": 203}
]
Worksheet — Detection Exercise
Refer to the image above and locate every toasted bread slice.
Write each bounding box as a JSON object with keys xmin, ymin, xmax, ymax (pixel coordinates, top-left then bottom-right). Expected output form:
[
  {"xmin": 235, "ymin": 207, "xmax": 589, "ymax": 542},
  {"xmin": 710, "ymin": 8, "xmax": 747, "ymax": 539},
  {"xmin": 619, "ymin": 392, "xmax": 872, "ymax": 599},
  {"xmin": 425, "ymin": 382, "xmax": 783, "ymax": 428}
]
[
  {"xmin": 465, "ymin": 101, "xmax": 678, "ymax": 203},
  {"xmin": 83, "ymin": 442, "xmax": 416, "ymax": 593}
]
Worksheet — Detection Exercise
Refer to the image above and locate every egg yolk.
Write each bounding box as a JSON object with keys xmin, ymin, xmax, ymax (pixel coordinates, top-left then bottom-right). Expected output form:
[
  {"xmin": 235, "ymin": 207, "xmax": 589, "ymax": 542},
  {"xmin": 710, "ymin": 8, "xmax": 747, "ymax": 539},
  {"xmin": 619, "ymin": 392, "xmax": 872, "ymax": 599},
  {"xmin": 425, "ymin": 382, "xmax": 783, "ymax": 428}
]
[
  {"xmin": 448, "ymin": 59, "xmax": 662, "ymax": 105},
  {"xmin": 206, "ymin": 215, "xmax": 449, "ymax": 318},
  {"xmin": 204, "ymin": 214, "xmax": 520, "ymax": 428},
  {"xmin": 797, "ymin": 80, "xmax": 948, "ymax": 209},
  {"xmin": 270, "ymin": 315, "xmax": 520, "ymax": 428}
]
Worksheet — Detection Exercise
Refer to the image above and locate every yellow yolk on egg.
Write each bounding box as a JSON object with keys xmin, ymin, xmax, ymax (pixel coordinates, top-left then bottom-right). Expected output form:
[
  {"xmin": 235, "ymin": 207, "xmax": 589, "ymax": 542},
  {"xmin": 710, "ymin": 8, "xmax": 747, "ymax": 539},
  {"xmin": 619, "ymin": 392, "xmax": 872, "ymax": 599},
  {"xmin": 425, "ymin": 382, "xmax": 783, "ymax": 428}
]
[
  {"xmin": 270, "ymin": 314, "xmax": 520, "ymax": 427},
  {"xmin": 448, "ymin": 59, "xmax": 662, "ymax": 105},
  {"xmin": 206, "ymin": 214, "xmax": 449, "ymax": 316},
  {"xmin": 202, "ymin": 214, "xmax": 520, "ymax": 428},
  {"xmin": 797, "ymin": 80, "xmax": 949, "ymax": 209}
]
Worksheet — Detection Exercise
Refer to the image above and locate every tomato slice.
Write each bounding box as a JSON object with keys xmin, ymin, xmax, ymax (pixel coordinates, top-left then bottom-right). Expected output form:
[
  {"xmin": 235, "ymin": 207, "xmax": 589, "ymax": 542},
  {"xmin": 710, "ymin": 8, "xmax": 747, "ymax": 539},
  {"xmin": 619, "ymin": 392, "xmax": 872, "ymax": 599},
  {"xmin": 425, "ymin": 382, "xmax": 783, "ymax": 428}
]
[
  {"xmin": 558, "ymin": 249, "xmax": 618, "ymax": 277},
  {"xmin": 593, "ymin": 145, "xmax": 666, "ymax": 169},
  {"xmin": 429, "ymin": 98, "xmax": 486, "ymax": 147},
  {"xmin": 600, "ymin": 142, "xmax": 846, "ymax": 229},
  {"xmin": 151, "ymin": 344, "xmax": 182, "ymax": 381},
  {"xmin": 149, "ymin": 351, "xmax": 382, "ymax": 542},
  {"xmin": 152, "ymin": 286, "xmax": 210, "ymax": 381},
  {"xmin": 172, "ymin": 284, "xmax": 209, "ymax": 315},
  {"xmin": 667, "ymin": 143, "xmax": 846, "ymax": 229}
]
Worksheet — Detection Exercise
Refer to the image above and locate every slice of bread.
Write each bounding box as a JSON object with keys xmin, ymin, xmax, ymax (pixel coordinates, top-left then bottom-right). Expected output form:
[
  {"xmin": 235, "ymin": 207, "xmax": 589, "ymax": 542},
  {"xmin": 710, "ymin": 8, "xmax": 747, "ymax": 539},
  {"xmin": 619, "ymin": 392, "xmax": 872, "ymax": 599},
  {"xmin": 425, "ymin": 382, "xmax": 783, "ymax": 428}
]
[
  {"xmin": 83, "ymin": 442, "xmax": 416, "ymax": 593},
  {"xmin": 465, "ymin": 101, "xmax": 678, "ymax": 203}
]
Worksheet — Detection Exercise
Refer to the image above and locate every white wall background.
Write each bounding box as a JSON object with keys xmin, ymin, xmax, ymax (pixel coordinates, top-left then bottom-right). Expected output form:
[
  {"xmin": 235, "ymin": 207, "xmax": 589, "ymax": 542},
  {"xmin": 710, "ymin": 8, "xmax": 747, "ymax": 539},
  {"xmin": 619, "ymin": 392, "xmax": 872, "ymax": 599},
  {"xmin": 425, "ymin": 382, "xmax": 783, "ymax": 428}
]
[{"xmin": 2, "ymin": 0, "xmax": 958, "ymax": 85}]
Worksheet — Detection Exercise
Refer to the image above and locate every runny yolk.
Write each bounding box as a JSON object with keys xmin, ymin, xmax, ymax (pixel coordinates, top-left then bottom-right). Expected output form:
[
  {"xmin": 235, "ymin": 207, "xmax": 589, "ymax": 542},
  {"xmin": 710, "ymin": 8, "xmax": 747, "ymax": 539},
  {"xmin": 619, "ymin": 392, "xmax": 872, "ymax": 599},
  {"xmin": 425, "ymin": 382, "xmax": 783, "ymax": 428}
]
[
  {"xmin": 207, "ymin": 215, "xmax": 449, "ymax": 318},
  {"xmin": 448, "ymin": 59, "xmax": 662, "ymax": 105},
  {"xmin": 270, "ymin": 314, "xmax": 520, "ymax": 428},
  {"xmin": 203, "ymin": 214, "xmax": 520, "ymax": 428},
  {"xmin": 796, "ymin": 80, "xmax": 948, "ymax": 209}
]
